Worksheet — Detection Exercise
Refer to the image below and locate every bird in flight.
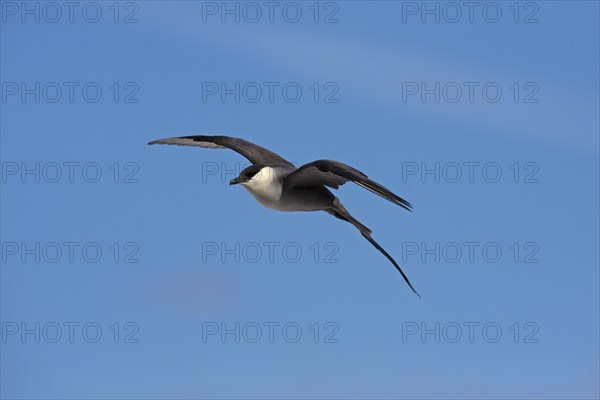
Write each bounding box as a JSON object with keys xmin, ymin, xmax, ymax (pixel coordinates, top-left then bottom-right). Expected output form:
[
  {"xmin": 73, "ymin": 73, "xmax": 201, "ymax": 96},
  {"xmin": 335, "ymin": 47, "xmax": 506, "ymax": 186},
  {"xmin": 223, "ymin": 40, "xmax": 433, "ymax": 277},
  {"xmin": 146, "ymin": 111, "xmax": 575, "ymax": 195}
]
[{"xmin": 148, "ymin": 135, "xmax": 420, "ymax": 297}]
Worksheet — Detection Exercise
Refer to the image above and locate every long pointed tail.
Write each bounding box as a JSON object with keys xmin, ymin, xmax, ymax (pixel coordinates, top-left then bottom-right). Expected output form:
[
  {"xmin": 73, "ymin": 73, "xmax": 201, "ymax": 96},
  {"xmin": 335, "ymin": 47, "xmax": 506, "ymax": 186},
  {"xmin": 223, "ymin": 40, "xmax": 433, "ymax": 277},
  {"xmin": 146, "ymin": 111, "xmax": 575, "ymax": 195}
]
[
  {"xmin": 359, "ymin": 231, "xmax": 421, "ymax": 298},
  {"xmin": 327, "ymin": 199, "xmax": 420, "ymax": 297}
]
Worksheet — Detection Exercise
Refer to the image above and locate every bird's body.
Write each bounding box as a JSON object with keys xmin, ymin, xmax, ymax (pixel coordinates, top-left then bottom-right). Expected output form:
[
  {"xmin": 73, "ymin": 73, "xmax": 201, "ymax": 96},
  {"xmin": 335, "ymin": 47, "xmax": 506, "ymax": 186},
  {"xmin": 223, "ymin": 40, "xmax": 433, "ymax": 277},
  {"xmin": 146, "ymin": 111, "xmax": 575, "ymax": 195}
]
[
  {"xmin": 241, "ymin": 166, "xmax": 334, "ymax": 212},
  {"xmin": 149, "ymin": 135, "xmax": 420, "ymax": 296}
]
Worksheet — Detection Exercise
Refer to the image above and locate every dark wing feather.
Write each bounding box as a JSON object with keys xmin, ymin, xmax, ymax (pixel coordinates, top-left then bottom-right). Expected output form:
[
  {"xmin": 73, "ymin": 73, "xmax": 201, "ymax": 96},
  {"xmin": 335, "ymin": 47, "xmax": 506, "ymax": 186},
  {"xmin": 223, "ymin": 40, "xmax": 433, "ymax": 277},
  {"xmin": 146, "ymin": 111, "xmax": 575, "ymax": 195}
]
[
  {"xmin": 285, "ymin": 160, "xmax": 412, "ymax": 211},
  {"xmin": 148, "ymin": 135, "xmax": 294, "ymax": 168}
]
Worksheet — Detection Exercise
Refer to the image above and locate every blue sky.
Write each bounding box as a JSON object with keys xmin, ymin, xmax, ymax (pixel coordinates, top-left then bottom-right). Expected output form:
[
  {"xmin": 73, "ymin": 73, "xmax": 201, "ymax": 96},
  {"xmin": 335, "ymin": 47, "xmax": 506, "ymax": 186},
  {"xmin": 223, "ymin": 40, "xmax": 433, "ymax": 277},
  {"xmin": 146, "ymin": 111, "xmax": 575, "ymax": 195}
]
[{"xmin": 1, "ymin": 1, "xmax": 599, "ymax": 398}]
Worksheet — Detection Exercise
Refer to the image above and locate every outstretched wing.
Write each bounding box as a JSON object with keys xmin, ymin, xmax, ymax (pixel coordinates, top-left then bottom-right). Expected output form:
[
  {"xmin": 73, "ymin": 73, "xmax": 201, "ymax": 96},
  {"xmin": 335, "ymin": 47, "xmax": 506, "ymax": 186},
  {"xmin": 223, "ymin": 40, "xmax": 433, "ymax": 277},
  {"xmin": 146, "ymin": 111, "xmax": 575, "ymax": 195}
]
[
  {"xmin": 285, "ymin": 159, "xmax": 412, "ymax": 211},
  {"xmin": 148, "ymin": 135, "xmax": 295, "ymax": 168}
]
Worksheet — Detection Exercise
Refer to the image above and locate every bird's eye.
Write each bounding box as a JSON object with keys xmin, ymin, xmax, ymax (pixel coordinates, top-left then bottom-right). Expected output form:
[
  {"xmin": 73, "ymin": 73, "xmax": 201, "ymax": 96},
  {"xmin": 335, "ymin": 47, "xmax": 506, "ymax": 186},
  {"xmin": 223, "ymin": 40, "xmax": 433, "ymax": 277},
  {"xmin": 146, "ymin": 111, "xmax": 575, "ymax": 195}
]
[{"xmin": 245, "ymin": 172, "xmax": 253, "ymax": 178}]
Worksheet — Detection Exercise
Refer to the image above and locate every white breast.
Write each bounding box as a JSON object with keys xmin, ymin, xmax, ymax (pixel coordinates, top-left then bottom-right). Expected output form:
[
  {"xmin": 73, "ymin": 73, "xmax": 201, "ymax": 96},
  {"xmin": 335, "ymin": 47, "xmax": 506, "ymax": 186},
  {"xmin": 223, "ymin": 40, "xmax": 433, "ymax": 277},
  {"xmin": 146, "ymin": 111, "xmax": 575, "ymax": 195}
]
[{"xmin": 241, "ymin": 166, "xmax": 285, "ymax": 209}]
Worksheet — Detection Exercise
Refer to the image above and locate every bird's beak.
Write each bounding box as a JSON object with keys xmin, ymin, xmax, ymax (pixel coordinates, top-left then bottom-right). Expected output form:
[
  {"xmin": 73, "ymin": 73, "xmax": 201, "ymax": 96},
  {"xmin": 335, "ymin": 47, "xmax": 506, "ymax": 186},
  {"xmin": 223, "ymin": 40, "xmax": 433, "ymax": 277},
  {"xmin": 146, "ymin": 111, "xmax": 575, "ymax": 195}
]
[{"xmin": 229, "ymin": 176, "xmax": 245, "ymax": 185}]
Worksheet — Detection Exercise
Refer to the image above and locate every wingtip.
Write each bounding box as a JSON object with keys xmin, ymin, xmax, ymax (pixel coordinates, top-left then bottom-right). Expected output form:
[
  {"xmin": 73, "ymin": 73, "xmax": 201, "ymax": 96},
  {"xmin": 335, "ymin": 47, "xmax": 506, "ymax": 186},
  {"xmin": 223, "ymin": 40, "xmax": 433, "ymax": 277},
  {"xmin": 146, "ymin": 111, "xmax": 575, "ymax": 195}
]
[
  {"xmin": 148, "ymin": 138, "xmax": 173, "ymax": 146},
  {"xmin": 399, "ymin": 202, "xmax": 413, "ymax": 212},
  {"xmin": 393, "ymin": 196, "xmax": 413, "ymax": 212},
  {"xmin": 148, "ymin": 137, "xmax": 179, "ymax": 145}
]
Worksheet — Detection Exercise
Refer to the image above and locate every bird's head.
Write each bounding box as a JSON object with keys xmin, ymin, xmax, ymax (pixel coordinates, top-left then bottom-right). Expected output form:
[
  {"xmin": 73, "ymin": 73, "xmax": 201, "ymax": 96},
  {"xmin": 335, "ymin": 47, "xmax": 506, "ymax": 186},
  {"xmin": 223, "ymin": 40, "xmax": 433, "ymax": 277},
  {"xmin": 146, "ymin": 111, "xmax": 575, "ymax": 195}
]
[{"xmin": 229, "ymin": 165, "xmax": 265, "ymax": 186}]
